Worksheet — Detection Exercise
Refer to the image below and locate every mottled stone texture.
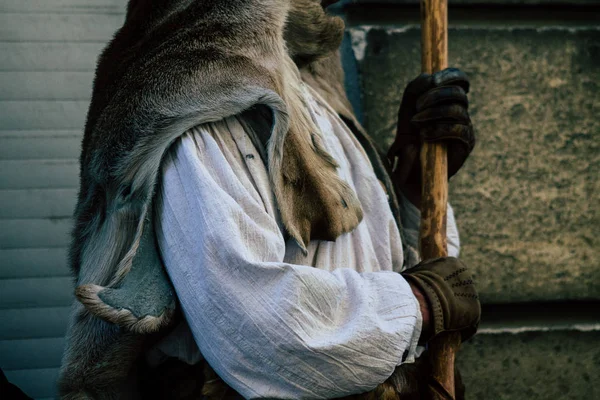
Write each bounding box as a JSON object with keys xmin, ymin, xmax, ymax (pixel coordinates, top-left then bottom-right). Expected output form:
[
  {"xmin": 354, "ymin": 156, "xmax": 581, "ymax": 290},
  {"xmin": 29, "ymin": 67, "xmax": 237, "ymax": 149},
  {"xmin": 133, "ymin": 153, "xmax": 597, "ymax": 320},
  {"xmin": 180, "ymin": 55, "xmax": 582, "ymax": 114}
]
[
  {"xmin": 338, "ymin": 0, "xmax": 600, "ymax": 4},
  {"xmin": 354, "ymin": 26, "xmax": 599, "ymax": 303},
  {"xmin": 457, "ymin": 330, "xmax": 600, "ymax": 399}
]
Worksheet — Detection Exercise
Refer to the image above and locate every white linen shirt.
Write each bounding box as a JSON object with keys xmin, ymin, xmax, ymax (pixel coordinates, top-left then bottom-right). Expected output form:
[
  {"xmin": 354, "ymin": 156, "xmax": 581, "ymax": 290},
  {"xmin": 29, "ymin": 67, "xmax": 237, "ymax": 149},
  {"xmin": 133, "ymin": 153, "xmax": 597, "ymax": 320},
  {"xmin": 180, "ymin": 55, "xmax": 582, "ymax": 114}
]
[{"xmin": 153, "ymin": 86, "xmax": 460, "ymax": 399}]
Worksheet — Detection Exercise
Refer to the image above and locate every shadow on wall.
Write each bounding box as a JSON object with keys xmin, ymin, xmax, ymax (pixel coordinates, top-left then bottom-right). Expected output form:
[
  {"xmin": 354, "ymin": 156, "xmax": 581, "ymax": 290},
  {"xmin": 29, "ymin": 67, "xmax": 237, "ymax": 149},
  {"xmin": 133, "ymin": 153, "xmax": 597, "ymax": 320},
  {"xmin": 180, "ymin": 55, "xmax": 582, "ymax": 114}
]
[{"xmin": 1, "ymin": 369, "xmax": 32, "ymax": 400}]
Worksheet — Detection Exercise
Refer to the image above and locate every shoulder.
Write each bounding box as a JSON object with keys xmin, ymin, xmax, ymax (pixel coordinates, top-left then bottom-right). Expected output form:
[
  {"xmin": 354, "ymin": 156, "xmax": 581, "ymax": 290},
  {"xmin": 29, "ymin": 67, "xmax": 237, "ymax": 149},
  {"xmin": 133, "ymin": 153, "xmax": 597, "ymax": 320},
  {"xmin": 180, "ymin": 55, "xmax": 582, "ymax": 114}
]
[{"xmin": 160, "ymin": 111, "xmax": 272, "ymax": 183}]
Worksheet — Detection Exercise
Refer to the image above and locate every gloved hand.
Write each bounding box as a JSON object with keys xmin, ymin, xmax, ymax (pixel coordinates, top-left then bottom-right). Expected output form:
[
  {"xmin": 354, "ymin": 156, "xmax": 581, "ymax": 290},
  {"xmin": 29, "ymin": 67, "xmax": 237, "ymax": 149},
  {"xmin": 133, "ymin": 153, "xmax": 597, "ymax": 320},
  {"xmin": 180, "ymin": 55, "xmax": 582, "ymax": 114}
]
[
  {"xmin": 388, "ymin": 68, "xmax": 475, "ymax": 187},
  {"xmin": 402, "ymin": 257, "xmax": 480, "ymax": 343}
]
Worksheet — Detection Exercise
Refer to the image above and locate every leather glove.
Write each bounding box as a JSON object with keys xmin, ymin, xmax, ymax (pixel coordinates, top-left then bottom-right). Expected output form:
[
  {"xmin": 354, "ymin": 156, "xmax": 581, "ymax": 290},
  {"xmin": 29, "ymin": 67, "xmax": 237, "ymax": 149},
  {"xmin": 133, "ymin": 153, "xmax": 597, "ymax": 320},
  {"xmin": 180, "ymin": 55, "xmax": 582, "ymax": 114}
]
[
  {"xmin": 402, "ymin": 257, "xmax": 480, "ymax": 342},
  {"xmin": 388, "ymin": 68, "xmax": 475, "ymax": 187}
]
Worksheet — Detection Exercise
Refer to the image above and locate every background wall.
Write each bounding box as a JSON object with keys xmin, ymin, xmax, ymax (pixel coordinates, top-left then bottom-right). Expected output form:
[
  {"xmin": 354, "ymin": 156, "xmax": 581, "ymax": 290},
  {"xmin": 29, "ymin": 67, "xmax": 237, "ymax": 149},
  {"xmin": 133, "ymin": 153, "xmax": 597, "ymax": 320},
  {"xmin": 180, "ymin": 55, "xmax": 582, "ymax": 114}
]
[
  {"xmin": 0, "ymin": 0, "xmax": 597, "ymax": 399},
  {"xmin": 335, "ymin": 1, "xmax": 600, "ymax": 398},
  {"xmin": 0, "ymin": 1, "xmax": 126, "ymax": 398}
]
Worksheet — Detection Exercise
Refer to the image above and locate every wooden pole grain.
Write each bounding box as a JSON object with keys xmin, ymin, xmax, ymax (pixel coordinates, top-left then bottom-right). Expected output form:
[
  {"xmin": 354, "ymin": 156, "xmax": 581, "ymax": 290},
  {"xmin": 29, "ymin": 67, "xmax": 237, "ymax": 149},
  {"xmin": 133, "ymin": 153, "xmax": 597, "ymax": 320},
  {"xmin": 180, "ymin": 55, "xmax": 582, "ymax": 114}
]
[{"xmin": 420, "ymin": 1, "xmax": 461, "ymax": 399}]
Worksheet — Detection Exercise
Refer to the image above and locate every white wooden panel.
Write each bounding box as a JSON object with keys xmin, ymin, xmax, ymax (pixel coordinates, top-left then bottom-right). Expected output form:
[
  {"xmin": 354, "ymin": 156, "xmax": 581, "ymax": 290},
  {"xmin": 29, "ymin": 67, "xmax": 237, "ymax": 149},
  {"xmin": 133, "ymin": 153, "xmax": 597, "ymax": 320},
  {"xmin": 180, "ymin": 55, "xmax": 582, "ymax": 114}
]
[
  {"xmin": 0, "ymin": 248, "xmax": 69, "ymax": 279},
  {"xmin": 4, "ymin": 368, "xmax": 60, "ymax": 399},
  {"xmin": 0, "ymin": 14, "xmax": 124, "ymax": 42},
  {"xmin": 0, "ymin": 72, "xmax": 93, "ymax": 100},
  {"xmin": 0, "ymin": 189, "xmax": 77, "ymax": 218},
  {"xmin": 0, "ymin": 101, "xmax": 87, "ymax": 130},
  {"xmin": 0, "ymin": 137, "xmax": 81, "ymax": 159},
  {"xmin": 0, "ymin": 4, "xmax": 124, "ymax": 399},
  {"xmin": 0, "ymin": 160, "xmax": 78, "ymax": 189},
  {"xmin": 0, "ymin": 218, "xmax": 72, "ymax": 249},
  {"xmin": 0, "ymin": 307, "xmax": 70, "ymax": 340},
  {"xmin": 0, "ymin": 337, "xmax": 65, "ymax": 370},
  {"xmin": 0, "ymin": 277, "xmax": 73, "ymax": 310},
  {"xmin": 0, "ymin": 43, "xmax": 104, "ymax": 71},
  {"xmin": 0, "ymin": 0, "xmax": 126, "ymax": 14},
  {"xmin": 0, "ymin": 129, "xmax": 82, "ymax": 139}
]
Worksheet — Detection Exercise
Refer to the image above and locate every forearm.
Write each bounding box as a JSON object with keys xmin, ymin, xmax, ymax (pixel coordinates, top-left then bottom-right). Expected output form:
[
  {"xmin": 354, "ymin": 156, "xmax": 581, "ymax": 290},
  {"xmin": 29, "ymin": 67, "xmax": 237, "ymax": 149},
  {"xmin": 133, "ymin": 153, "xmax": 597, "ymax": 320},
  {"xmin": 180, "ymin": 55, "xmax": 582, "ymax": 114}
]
[
  {"xmin": 163, "ymin": 255, "xmax": 423, "ymax": 398},
  {"xmin": 398, "ymin": 182, "xmax": 422, "ymax": 209},
  {"xmin": 398, "ymin": 189, "xmax": 460, "ymax": 264}
]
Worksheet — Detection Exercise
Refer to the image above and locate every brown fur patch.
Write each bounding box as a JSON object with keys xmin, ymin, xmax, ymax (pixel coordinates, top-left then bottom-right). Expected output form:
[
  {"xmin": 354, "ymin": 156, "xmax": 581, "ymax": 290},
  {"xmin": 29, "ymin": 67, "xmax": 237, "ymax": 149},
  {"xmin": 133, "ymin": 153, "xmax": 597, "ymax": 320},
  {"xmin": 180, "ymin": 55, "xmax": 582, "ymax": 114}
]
[{"xmin": 285, "ymin": 0, "xmax": 345, "ymax": 67}]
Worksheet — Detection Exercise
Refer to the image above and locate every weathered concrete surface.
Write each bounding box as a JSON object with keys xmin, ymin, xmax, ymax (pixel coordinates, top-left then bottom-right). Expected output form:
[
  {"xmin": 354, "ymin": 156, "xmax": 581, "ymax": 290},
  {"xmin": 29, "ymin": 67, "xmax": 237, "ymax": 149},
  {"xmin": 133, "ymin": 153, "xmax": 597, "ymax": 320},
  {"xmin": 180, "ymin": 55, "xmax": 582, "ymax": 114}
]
[
  {"xmin": 353, "ymin": 26, "xmax": 600, "ymax": 303},
  {"xmin": 338, "ymin": 0, "xmax": 600, "ymax": 4},
  {"xmin": 457, "ymin": 330, "xmax": 600, "ymax": 400}
]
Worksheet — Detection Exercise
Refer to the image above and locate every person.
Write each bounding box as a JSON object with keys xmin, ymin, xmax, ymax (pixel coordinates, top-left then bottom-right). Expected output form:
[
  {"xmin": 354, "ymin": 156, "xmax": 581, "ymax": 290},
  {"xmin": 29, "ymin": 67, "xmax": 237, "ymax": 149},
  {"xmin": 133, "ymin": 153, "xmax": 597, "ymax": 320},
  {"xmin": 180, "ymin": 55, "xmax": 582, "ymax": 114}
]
[{"xmin": 58, "ymin": 1, "xmax": 480, "ymax": 399}]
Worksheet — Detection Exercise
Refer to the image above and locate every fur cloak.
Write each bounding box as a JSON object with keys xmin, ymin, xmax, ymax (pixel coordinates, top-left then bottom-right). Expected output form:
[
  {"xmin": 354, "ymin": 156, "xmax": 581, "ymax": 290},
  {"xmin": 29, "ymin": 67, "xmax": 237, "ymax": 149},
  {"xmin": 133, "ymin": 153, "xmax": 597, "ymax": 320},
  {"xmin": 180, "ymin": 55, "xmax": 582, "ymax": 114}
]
[{"xmin": 58, "ymin": 0, "xmax": 411, "ymax": 398}]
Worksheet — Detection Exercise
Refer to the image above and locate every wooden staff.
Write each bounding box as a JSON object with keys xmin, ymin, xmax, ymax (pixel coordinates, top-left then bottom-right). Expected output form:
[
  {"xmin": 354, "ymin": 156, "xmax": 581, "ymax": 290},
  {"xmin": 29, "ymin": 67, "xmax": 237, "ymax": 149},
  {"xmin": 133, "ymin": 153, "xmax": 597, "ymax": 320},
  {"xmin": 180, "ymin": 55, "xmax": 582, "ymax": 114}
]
[{"xmin": 419, "ymin": 0, "xmax": 461, "ymax": 399}]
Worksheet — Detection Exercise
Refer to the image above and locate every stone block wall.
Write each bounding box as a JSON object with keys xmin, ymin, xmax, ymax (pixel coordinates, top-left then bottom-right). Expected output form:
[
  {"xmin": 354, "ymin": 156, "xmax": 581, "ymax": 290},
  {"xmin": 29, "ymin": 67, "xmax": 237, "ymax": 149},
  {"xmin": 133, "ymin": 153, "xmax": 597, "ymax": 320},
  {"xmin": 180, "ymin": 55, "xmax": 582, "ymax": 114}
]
[{"xmin": 334, "ymin": 1, "xmax": 599, "ymax": 398}]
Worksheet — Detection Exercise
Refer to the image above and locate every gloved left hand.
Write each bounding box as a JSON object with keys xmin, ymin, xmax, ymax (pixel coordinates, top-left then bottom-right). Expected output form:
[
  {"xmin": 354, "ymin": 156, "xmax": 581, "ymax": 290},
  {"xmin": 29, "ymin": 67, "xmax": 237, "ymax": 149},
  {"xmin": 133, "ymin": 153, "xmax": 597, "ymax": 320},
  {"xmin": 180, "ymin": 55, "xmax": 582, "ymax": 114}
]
[
  {"xmin": 387, "ymin": 68, "xmax": 475, "ymax": 187},
  {"xmin": 402, "ymin": 257, "xmax": 481, "ymax": 343}
]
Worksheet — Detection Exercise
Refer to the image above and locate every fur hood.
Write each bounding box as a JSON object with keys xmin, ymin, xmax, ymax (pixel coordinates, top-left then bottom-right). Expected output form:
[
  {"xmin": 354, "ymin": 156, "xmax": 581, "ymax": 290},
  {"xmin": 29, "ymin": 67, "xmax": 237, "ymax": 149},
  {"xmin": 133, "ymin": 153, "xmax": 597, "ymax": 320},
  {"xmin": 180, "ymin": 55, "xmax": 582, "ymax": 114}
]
[{"xmin": 59, "ymin": 0, "xmax": 404, "ymax": 397}]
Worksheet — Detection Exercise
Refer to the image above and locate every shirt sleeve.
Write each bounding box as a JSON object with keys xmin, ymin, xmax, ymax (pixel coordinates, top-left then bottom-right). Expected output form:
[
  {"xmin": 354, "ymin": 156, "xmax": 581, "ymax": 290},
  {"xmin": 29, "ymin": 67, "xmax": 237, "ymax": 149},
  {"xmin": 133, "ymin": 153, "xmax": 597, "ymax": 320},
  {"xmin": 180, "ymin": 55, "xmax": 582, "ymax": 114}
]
[{"xmin": 155, "ymin": 122, "xmax": 422, "ymax": 399}]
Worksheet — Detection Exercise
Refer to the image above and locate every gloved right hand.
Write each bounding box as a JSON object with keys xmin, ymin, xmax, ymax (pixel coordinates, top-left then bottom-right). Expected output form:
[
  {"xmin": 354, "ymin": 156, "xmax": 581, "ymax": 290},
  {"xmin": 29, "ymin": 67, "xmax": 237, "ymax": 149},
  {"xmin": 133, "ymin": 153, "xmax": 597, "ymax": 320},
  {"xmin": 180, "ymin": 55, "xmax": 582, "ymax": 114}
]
[
  {"xmin": 388, "ymin": 68, "xmax": 475, "ymax": 188},
  {"xmin": 402, "ymin": 257, "xmax": 481, "ymax": 343}
]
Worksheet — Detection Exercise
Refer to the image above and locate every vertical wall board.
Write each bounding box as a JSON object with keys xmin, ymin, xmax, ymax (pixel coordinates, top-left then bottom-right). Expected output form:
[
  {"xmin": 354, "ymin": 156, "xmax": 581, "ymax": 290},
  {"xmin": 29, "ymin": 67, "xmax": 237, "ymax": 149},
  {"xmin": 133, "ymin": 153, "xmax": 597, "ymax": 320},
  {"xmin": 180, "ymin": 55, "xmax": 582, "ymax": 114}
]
[
  {"xmin": 0, "ymin": 307, "xmax": 71, "ymax": 340},
  {"xmin": 0, "ymin": 2, "xmax": 127, "ymax": 398},
  {"xmin": 0, "ymin": 248, "xmax": 70, "ymax": 279}
]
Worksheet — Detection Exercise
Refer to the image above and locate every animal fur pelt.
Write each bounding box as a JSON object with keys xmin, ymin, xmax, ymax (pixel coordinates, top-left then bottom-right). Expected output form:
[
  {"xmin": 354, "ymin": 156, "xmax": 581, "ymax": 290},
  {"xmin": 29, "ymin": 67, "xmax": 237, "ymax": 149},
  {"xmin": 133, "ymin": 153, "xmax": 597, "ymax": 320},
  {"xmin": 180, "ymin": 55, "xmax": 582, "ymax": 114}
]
[{"xmin": 58, "ymin": 0, "xmax": 419, "ymax": 398}]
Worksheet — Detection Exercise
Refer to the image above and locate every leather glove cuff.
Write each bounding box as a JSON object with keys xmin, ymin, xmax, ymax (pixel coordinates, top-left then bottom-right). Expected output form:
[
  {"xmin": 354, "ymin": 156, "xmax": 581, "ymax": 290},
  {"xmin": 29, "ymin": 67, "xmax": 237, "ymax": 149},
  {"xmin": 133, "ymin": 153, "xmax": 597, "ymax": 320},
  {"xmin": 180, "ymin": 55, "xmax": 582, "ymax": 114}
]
[{"xmin": 402, "ymin": 257, "xmax": 481, "ymax": 342}]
